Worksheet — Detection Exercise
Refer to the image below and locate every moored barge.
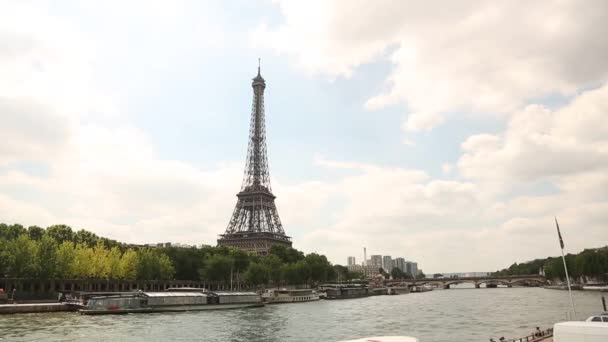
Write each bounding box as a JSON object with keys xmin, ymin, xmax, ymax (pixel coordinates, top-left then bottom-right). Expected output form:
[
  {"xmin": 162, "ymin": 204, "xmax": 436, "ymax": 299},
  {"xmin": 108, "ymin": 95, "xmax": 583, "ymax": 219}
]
[
  {"xmin": 262, "ymin": 288, "xmax": 320, "ymax": 304},
  {"xmin": 319, "ymin": 284, "xmax": 370, "ymax": 300},
  {"xmin": 80, "ymin": 290, "xmax": 262, "ymax": 315}
]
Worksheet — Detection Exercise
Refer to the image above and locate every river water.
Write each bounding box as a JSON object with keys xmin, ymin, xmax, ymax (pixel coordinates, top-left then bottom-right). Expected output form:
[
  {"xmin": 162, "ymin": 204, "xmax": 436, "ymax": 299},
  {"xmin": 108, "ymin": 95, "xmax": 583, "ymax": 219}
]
[{"xmin": 0, "ymin": 287, "xmax": 604, "ymax": 342}]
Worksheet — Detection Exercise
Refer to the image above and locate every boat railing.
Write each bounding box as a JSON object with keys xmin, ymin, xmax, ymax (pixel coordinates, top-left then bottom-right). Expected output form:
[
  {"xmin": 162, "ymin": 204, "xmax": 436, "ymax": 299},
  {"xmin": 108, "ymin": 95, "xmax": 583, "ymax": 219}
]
[{"xmin": 490, "ymin": 327, "xmax": 553, "ymax": 342}]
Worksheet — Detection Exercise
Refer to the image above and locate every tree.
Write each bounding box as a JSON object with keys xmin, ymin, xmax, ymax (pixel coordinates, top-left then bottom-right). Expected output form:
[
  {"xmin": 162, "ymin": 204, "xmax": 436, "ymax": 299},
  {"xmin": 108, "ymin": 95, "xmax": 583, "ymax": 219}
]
[
  {"xmin": 5, "ymin": 234, "xmax": 39, "ymax": 277},
  {"xmin": 158, "ymin": 254, "xmax": 175, "ymax": 280},
  {"xmin": 391, "ymin": 267, "xmax": 405, "ymax": 280},
  {"xmin": 269, "ymin": 244, "xmax": 304, "ymax": 264},
  {"xmin": 91, "ymin": 241, "xmax": 110, "ymax": 278},
  {"xmin": 261, "ymin": 255, "xmax": 283, "ymax": 284},
  {"xmin": 37, "ymin": 235, "xmax": 58, "ymax": 279},
  {"xmin": 74, "ymin": 229, "xmax": 99, "ymax": 247},
  {"xmin": 417, "ymin": 271, "xmax": 426, "ymax": 279},
  {"xmin": 107, "ymin": 247, "xmax": 122, "ymax": 279},
  {"xmin": 118, "ymin": 249, "xmax": 138, "ymax": 280},
  {"xmin": 46, "ymin": 225, "xmax": 74, "ymax": 243},
  {"xmin": 27, "ymin": 226, "xmax": 45, "ymax": 240},
  {"xmin": 200, "ymin": 254, "xmax": 233, "ymax": 283},
  {"xmin": 244, "ymin": 262, "xmax": 269, "ymax": 286},
  {"xmin": 0, "ymin": 224, "xmax": 26, "ymax": 240},
  {"xmin": 72, "ymin": 243, "xmax": 94, "ymax": 278},
  {"xmin": 304, "ymin": 253, "xmax": 332, "ymax": 284},
  {"xmin": 55, "ymin": 241, "xmax": 76, "ymax": 278},
  {"xmin": 137, "ymin": 248, "xmax": 160, "ymax": 280},
  {"xmin": 333, "ymin": 265, "xmax": 349, "ymax": 281}
]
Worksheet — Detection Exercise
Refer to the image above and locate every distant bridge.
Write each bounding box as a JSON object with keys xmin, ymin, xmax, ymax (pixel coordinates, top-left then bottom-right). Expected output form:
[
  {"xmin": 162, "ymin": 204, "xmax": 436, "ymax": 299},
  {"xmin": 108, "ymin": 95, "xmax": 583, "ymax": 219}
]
[{"xmin": 385, "ymin": 275, "xmax": 547, "ymax": 289}]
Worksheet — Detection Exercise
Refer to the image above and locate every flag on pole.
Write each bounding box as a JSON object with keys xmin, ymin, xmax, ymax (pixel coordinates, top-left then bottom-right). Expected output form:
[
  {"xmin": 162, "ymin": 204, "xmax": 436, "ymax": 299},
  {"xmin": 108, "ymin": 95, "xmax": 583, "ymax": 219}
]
[{"xmin": 555, "ymin": 217, "xmax": 564, "ymax": 249}]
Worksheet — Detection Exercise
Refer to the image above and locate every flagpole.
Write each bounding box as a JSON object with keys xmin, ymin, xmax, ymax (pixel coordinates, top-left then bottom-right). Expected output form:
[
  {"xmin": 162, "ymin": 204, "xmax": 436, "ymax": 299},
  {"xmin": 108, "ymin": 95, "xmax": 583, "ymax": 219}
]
[{"xmin": 555, "ymin": 217, "xmax": 576, "ymax": 317}]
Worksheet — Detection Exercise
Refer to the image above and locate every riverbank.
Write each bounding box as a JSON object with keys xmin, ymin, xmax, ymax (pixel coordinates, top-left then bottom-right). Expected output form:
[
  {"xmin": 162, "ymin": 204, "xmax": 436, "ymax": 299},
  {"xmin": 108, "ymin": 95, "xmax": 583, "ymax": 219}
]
[{"xmin": 0, "ymin": 303, "xmax": 73, "ymax": 314}]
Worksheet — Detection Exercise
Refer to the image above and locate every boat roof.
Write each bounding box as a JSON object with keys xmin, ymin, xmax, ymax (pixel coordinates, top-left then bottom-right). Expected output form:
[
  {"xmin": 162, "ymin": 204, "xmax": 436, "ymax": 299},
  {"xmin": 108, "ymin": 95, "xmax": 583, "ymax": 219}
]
[
  {"xmin": 143, "ymin": 292, "xmax": 207, "ymax": 297},
  {"xmin": 212, "ymin": 292, "xmax": 257, "ymax": 296}
]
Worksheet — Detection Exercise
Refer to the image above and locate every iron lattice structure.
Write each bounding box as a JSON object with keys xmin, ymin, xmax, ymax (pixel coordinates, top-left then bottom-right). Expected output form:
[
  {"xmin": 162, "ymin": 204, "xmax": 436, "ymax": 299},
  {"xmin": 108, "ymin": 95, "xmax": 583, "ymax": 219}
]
[{"xmin": 217, "ymin": 64, "xmax": 292, "ymax": 254}]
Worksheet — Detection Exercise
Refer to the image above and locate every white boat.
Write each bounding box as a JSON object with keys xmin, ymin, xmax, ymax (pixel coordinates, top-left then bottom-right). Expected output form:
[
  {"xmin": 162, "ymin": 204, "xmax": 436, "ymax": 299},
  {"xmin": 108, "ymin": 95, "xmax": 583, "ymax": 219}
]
[
  {"xmin": 553, "ymin": 321, "xmax": 608, "ymax": 341},
  {"xmin": 79, "ymin": 291, "xmax": 263, "ymax": 314},
  {"xmin": 585, "ymin": 312, "xmax": 608, "ymax": 322},
  {"xmin": 262, "ymin": 288, "xmax": 320, "ymax": 304}
]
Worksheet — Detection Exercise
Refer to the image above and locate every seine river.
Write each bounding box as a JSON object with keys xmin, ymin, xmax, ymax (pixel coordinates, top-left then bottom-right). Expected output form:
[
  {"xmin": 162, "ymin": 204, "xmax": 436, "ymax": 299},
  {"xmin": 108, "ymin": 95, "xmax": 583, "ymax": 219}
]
[{"xmin": 0, "ymin": 287, "xmax": 604, "ymax": 342}]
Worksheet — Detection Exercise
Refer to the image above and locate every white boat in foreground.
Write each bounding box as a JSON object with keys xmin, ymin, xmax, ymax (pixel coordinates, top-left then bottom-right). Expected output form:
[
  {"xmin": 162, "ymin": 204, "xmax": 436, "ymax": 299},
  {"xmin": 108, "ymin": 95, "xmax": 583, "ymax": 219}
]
[
  {"xmin": 80, "ymin": 291, "xmax": 262, "ymax": 314},
  {"xmin": 339, "ymin": 336, "xmax": 419, "ymax": 342},
  {"xmin": 553, "ymin": 321, "xmax": 608, "ymax": 341},
  {"xmin": 262, "ymin": 288, "xmax": 320, "ymax": 304}
]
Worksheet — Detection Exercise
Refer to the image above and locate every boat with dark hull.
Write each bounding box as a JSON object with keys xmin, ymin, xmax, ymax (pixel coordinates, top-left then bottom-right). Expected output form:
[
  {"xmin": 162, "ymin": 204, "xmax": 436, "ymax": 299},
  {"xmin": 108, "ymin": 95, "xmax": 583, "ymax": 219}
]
[
  {"xmin": 319, "ymin": 284, "xmax": 370, "ymax": 300},
  {"xmin": 79, "ymin": 291, "xmax": 262, "ymax": 315}
]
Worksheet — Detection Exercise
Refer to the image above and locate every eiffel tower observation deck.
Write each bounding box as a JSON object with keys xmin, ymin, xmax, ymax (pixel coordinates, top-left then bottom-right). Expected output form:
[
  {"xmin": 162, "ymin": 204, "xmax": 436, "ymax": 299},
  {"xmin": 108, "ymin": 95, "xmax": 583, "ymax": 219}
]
[{"xmin": 217, "ymin": 62, "xmax": 292, "ymax": 254}]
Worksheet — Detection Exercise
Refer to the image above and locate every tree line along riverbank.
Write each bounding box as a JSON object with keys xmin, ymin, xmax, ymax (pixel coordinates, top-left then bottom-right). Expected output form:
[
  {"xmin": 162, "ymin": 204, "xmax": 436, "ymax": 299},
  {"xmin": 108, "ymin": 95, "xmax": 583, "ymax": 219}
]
[
  {"xmin": 0, "ymin": 223, "xmax": 363, "ymax": 294},
  {"xmin": 493, "ymin": 246, "xmax": 608, "ymax": 283}
]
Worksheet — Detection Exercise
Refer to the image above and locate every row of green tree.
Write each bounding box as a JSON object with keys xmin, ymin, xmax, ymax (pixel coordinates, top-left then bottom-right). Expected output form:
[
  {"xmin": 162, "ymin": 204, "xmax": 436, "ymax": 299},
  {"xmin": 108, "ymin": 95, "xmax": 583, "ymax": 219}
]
[
  {"xmin": 1, "ymin": 223, "xmax": 362, "ymax": 285},
  {"xmin": 0, "ymin": 224, "xmax": 174, "ymax": 280},
  {"xmin": 493, "ymin": 246, "xmax": 608, "ymax": 282}
]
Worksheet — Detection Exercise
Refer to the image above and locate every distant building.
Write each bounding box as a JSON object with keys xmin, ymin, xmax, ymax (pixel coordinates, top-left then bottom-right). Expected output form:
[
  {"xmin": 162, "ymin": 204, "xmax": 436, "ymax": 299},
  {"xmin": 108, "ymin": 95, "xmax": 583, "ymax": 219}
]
[
  {"xmin": 347, "ymin": 264, "xmax": 382, "ymax": 279},
  {"xmin": 382, "ymin": 255, "xmax": 392, "ymax": 272},
  {"xmin": 347, "ymin": 256, "xmax": 356, "ymax": 266},
  {"xmin": 370, "ymin": 255, "xmax": 383, "ymax": 269},
  {"xmin": 394, "ymin": 257, "xmax": 406, "ymax": 273},
  {"xmin": 405, "ymin": 261, "xmax": 418, "ymax": 276}
]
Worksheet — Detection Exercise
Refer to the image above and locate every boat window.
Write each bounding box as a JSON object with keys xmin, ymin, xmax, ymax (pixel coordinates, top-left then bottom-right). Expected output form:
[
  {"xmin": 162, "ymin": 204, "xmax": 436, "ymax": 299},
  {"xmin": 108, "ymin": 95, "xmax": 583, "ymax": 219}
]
[
  {"xmin": 591, "ymin": 316, "xmax": 602, "ymax": 322},
  {"xmin": 603, "ymin": 317, "xmax": 608, "ymax": 322}
]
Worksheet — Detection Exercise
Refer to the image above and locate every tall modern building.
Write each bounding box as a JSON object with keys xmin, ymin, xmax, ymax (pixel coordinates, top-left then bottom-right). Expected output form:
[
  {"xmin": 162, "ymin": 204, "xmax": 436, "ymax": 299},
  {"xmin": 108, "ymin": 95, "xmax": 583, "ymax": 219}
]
[
  {"xmin": 394, "ymin": 257, "xmax": 406, "ymax": 273},
  {"xmin": 217, "ymin": 64, "xmax": 292, "ymax": 255},
  {"xmin": 405, "ymin": 261, "xmax": 418, "ymax": 276},
  {"xmin": 370, "ymin": 255, "xmax": 383, "ymax": 269},
  {"xmin": 347, "ymin": 256, "xmax": 356, "ymax": 266},
  {"xmin": 382, "ymin": 255, "xmax": 392, "ymax": 272}
]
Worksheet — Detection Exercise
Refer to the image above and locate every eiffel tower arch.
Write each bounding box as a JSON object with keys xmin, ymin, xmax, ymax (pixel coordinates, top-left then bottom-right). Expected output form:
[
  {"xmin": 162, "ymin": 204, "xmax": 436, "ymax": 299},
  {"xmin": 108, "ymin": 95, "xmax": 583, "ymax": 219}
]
[{"xmin": 217, "ymin": 63, "xmax": 292, "ymax": 254}]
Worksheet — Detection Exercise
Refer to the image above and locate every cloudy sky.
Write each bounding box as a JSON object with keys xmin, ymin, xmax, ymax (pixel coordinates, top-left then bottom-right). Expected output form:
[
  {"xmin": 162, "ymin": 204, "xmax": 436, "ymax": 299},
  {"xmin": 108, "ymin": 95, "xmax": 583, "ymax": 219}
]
[{"xmin": 1, "ymin": 0, "xmax": 607, "ymax": 273}]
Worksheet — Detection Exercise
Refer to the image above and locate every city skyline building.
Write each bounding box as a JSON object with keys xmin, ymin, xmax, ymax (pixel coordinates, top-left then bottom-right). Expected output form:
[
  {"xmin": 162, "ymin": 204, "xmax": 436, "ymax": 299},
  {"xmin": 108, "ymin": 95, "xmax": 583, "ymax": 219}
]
[
  {"xmin": 394, "ymin": 257, "xmax": 406, "ymax": 273},
  {"xmin": 382, "ymin": 255, "xmax": 392, "ymax": 272},
  {"xmin": 406, "ymin": 261, "xmax": 418, "ymax": 276},
  {"xmin": 347, "ymin": 256, "xmax": 356, "ymax": 266},
  {"xmin": 217, "ymin": 64, "xmax": 292, "ymax": 254},
  {"xmin": 370, "ymin": 255, "xmax": 383, "ymax": 269}
]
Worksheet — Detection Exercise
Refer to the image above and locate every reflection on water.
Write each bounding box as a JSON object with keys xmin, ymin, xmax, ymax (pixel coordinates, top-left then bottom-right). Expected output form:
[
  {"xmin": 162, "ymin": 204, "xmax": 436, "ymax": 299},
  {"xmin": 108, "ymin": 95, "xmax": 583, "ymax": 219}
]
[{"xmin": 0, "ymin": 288, "xmax": 604, "ymax": 342}]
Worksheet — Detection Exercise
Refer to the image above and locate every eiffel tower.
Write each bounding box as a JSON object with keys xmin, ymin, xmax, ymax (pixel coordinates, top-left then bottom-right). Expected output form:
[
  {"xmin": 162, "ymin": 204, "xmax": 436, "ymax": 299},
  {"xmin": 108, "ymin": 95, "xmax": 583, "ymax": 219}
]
[{"xmin": 217, "ymin": 62, "xmax": 292, "ymax": 254}]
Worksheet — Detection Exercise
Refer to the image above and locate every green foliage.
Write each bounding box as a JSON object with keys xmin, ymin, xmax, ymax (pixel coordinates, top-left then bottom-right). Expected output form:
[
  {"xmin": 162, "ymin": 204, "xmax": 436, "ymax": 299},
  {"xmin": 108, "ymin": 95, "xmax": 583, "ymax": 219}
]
[
  {"xmin": 269, "ymin": 244, "xmax": 304, "ymax": 264},
  {"xmin": 4, "ymin": 235, "xmax": 39, "ymax": 277},
  {"xmin": 0, "ymin": 223, "xmax": 176, "ymax": 281},
  {"xmin": 0, "ymin": 223, "xmax": 26, "ymax": 240},
  {"xmin": 37, "ymin": 235, "xmax": 58, "ymax": 279},
  {"xmin": 118, "ymin": 249, "xmax": 138, "ymax": 280},
  {"xmin": 0, "ymin": 222, "xmax": 340, "ymax": 286},
  {"xmin": 27, "ymin": 226, "xmax": 45, "ymax": 240},
  {"xmin": 391, "ymin": 267, "xmax": 406, "ymax": 279},
  {"xmin": 244, "ymin": 262, "xmax": 269, "ymax": 285},
  {"xmin": 200, "ymin": 254, "xmax": 234, "ymax": 283},
  {"xmin": 495, "ymin": 247, "xmax": 608, "ymax": 282},
  {"xmin": 45, "ymin": 225, "xmax": 74, "ymax": 243}
]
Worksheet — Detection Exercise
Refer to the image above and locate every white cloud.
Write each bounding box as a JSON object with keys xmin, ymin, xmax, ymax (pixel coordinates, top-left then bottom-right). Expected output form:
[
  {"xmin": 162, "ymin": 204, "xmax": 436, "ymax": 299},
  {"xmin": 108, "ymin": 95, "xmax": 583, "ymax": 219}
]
[
  {"xmin": 254, "ymin": 0, "xmax": 608, "ymax": 131},
  {"xmin": 458, "ymin": 84, "xmax": 608, "ymax": 183}
]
